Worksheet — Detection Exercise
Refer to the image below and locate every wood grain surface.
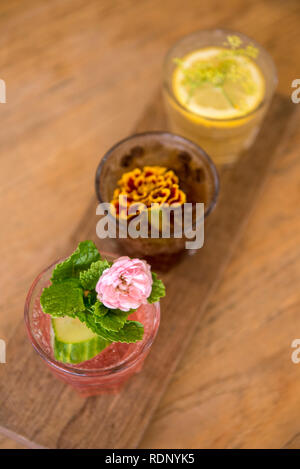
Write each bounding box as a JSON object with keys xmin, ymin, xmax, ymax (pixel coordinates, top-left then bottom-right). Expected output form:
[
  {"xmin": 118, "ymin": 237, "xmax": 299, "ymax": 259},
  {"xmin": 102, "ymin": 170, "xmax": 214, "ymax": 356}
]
[
  {"xmin": 1, "ymin": 0, "xmax": 300, "ymax": 449},
  {"xmin": 0, "ymin": 91, "xmax": 296, "ymax": 448}
]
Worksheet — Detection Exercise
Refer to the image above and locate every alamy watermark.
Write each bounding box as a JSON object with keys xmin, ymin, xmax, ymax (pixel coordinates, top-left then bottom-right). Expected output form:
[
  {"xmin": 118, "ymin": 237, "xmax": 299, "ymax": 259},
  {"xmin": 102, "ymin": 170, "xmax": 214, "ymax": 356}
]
[
  {"xmin": 0, "ymin": 339, "xmax": 6, "ymax": 363},
  {"xmin": 0, "ymin": 79, "xmax": 6, "ymax": 103},
  {"xmin": 291, "ymin": 79, "xmax": 300, "ymax": 104},
  {"xmin": 291, "ymin": 339, "xmax": 300, "ymax": 364},
  {"xmin": 96, "ymin": 198, "xmax": 204, "ymax": 250}
]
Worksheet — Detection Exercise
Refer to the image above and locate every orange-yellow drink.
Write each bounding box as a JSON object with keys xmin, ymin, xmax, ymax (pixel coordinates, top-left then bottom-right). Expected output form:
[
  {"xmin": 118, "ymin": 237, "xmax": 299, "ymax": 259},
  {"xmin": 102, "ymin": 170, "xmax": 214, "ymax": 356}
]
[{"xmin": 163, "ymin": 30, "xmax": 277, "ymax": 165}]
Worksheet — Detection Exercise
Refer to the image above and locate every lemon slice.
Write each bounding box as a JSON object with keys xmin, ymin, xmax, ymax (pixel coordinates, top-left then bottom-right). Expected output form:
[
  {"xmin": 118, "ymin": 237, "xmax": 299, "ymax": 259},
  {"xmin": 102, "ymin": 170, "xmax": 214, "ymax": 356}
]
[{"xmin": 173, "ymin": 47, "xmax": 265, "ymax": 120}]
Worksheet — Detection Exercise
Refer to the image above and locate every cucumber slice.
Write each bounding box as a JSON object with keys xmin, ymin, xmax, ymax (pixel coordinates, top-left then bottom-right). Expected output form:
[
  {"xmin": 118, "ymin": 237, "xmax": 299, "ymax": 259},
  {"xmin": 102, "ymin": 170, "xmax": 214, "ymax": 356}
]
[{"xmin": 52, "ymin": 316, "xmax": 109, "ymax": 364}]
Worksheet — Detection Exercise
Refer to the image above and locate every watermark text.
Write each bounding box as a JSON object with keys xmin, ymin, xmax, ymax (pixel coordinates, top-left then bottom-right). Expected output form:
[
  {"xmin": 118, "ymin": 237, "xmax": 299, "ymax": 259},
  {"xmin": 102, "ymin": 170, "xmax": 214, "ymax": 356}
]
[
  {"xmin": 0, "ymin": 79, "xmax": 6, "ymax": 103},
  {"xmin": 291, "ymin": 339, "xmax": 300, "ymax": 364},
  {"xmin": 0, "ymin": 339, "xmax": 6, "ymax": 363},
  {"xmin": 291, "ymin": 79, "xmax": 300, "ymax": 104},
  {"xmin": 96, "ymin": 198, "xmax": 204, "ymax": 250}
]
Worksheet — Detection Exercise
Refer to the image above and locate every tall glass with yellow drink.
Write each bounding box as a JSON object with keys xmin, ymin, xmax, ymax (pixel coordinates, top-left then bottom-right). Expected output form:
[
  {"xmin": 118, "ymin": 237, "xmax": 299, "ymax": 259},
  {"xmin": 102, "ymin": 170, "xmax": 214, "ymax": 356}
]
[{"xmin": 163, "ymin": 30, "xmax": 277, "ymax": 165}]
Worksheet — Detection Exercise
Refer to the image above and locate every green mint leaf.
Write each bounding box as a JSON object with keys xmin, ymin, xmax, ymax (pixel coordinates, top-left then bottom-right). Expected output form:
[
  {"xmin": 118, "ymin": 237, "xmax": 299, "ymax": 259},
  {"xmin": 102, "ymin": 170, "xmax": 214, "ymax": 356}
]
[
  {"xmin": 147, "ymin": 272, "xmax": 166, "ymax": 303},
  {"xmin": 77, "ymin": 312, "xmax": 144, "ymax": 343},
  {"xmin": 40, "ymin": 279, "xmax": 85, "ymax": 318},
  {"xmin": 93, "ymin": 301, "xmax": 109, "ymax": 318},
  {"xmin": 95, "ymin": 309, "xmax": 133, "ymax": 332},
  {"xmin": 115, "ymin": 320, "xmax": 144, "ymax": 343},
  {"xmin": 51, "ymin": 241, "xmax": 100, "ymax": 283},
  {"xmin": 79, "ymin": 259, "xmax": 110, "ymax": 290}
]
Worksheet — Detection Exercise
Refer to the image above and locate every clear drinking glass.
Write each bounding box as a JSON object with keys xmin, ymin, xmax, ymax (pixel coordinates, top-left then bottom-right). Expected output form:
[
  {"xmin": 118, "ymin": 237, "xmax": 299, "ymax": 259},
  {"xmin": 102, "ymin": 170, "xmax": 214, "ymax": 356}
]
[
  {"xmin": 163, "ymin": 29, "xmax": 277, "ymax": 165},
  {"xmin": 24, "ymin": 256, "xmax": 160, "ymax": 397},
  {"xmin": 95, "ymin": 131, "xmax": 219, "ymax": 269}
]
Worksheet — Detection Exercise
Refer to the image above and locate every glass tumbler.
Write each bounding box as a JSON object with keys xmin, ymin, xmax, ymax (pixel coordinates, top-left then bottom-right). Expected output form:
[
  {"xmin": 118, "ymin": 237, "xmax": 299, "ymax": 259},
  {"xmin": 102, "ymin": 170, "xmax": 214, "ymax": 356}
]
[
  {"xmin": 24, "ymin": 256, "xmax": 160, "ymax": 397},
  {"xmin": 95, "ymin": 131, "xmax": 219, "ymax": 269},
  {"xmin": 163, "ymin": 29, "xmax": 277, "ymax": 165}
]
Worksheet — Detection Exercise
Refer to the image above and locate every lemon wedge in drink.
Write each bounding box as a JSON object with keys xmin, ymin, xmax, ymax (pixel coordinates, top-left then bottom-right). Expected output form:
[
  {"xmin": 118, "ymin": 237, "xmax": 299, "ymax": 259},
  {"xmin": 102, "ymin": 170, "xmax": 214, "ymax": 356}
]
[{"xmin": 173, "ymin": 47, "xmax": 265, "ymax": 120}]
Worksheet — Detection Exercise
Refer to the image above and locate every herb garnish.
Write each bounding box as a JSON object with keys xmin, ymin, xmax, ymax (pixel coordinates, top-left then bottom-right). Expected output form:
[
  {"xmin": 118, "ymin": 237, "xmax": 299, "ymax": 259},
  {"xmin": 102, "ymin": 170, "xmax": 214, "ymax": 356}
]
[
  {"xmin": 174, "ymin": 35, "xmax": 259, "ymax": 109},
  {"xmin": 40, "ymin": 241, "xmax": 165, "ymax": 345}
]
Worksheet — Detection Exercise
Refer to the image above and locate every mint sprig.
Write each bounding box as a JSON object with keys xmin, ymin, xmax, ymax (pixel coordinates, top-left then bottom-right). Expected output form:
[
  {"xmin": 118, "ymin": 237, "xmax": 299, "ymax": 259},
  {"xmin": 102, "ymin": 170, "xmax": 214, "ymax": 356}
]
[
  {"xmin": 91, "ymin": 301, "xmax": 136, "ymax": 332},
  {"xmin": 79, "ymin": 259, "xmax": 110, "ymax": 290},
  {"xmin": 98, "ymin": 310, "xmax": 129, "ymax": 331},
  {"xmin": 93, "ymin": 300, "xmax": 109, "ymax": 318},
  {"xmin": 40, "ymin": 278, "xmax": 85, "ymax": 318},
  {"xmin": 40, "ymin": 240, "xmax": 165, "ymax": 352},
  {"xmin": 77, "ymin": 312, "xmax": 144, "ymax": 343},
  {"xmin": 96, "ymin": 306, "xmax": 134, "ymax": 332},
  {"xmin": 148, "ymin": 273, "xmax": 166, "ymax": 303},
  {"xmin": 51, "ymin": 241, "xmax": 100, "ymax": 282}
]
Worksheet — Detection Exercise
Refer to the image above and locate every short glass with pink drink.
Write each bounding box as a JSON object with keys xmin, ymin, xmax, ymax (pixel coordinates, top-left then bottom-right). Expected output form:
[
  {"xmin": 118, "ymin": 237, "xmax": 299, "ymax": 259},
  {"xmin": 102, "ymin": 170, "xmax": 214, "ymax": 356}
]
[{"xmin": 24, "ymin": 252, "xmax": 161, "ymax": 397}]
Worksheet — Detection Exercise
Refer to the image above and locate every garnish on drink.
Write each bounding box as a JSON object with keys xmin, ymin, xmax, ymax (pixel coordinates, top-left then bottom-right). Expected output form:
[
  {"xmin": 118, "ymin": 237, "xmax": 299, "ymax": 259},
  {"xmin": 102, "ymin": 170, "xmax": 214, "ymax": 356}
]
[
  {"xmin": 39, "ymin": 241, "xmax": 165, "ymax": 365},
  {"xmin": 163, "ymin": 30, "xmax": 277, "ymax": 165},
  {"xmin": 111, "ymin": 166, "xmax": 187, "ymax": 219},
  {"xmin": 173, "ymin": 36, "xmax": 263, "ymax": 120}
]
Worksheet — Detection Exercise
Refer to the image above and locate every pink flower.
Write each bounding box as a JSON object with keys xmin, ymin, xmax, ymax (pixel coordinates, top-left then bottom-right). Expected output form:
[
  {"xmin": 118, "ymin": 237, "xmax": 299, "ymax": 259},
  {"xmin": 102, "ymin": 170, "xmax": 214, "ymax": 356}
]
[{"xmin": 96, "ymin": 256, "xmax": 153, "ymax": 312}]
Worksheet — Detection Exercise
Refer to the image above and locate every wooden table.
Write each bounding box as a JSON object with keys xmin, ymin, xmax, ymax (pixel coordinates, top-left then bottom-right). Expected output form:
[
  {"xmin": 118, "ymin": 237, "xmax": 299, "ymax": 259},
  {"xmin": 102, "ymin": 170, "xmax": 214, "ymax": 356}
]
[{"xmin": 1, "ymin": 0, "xmax": 300, "ymax": 449}]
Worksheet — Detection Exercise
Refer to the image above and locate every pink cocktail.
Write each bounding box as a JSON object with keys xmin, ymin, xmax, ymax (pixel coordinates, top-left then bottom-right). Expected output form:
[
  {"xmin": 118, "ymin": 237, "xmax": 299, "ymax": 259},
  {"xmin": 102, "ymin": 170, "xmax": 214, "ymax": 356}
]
[{"xmin": 24, "ymin": 259, "xmax": 160, "ymax": 397}]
